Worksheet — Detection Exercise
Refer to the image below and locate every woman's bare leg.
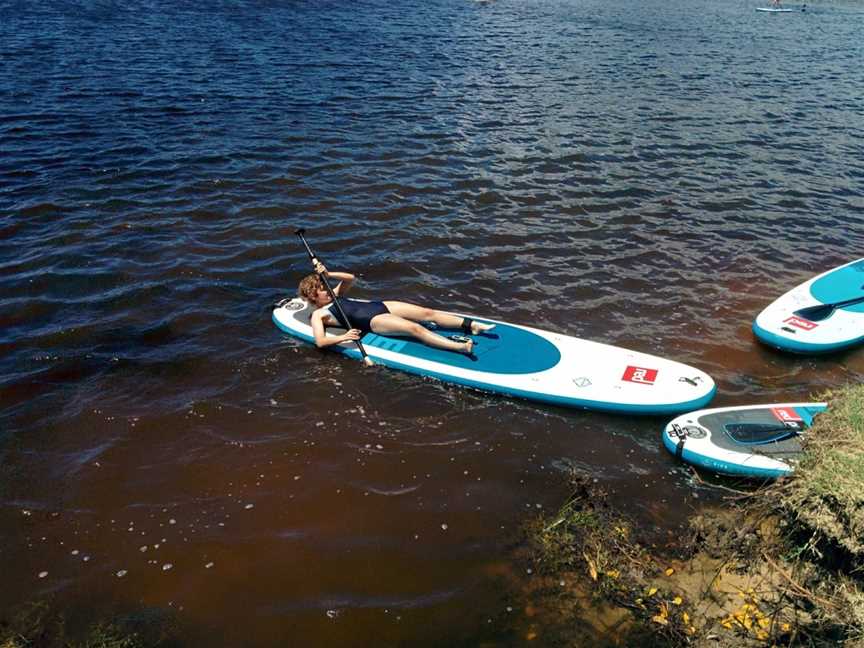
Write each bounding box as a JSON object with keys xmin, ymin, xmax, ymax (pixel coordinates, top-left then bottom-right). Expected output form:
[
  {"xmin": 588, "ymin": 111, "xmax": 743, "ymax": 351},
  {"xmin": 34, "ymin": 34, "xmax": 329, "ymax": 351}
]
[
  {"xmin": 370, "ymin": 313, "xmax": 473, "ymax": 354},
  {"xmin": 382, "ymin": 301, "xmax": 495, "ymax": 334}
]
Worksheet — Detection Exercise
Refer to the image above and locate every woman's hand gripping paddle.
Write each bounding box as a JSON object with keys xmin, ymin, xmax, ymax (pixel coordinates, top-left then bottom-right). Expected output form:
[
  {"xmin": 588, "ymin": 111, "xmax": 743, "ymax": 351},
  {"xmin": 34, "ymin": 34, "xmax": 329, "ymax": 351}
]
[{"xmin": 295, "ymin": 228, "xmax": 374, "ymax": 366}]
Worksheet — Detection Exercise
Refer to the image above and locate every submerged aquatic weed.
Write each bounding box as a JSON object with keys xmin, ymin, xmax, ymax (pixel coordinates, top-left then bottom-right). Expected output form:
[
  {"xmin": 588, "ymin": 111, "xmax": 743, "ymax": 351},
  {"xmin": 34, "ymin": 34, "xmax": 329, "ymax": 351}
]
[
  {"xmin": 528, "ymin": 473, "xmax": 698, "ymax": 645},
  {"xmin": 0, "ymin": 599, "xmax": 172, "ymax": 648}
]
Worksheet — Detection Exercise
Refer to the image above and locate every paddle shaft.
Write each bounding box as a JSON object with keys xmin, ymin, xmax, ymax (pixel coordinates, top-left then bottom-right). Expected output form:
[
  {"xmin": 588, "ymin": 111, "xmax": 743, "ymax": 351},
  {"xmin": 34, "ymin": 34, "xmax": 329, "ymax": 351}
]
[
  {"xmin": 829, "ymin": 294, "xmax": 864, "ymax": 309},
  {"xmin": 294, "ymin": 228, "xmax": 371, "ymax": 362},
  {"xmin": 795, "ymin": 293, "xmax": 864, "ymax": 321}
]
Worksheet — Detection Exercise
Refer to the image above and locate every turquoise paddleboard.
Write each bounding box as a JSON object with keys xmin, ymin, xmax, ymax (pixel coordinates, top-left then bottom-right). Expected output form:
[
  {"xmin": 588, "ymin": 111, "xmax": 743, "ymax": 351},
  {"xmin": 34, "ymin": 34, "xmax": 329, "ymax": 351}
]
[
  {"xmin": 664, "ymin": 403, "xmax": 826, "ymax": 478},
  {"xmin": 273, "ymin": 298, "xmax": 716, "ymax": 415},
  {"xmin": 753, "ymin": 258, "xmax": 864, "ymax": 354}
]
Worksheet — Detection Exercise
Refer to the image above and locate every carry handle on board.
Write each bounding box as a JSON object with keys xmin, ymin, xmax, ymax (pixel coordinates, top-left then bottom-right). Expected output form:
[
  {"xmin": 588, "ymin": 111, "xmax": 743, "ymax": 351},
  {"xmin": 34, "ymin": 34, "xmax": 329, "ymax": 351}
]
[
  {"xmin": 794, "ymin": 286, "xmax": 864, "ymax": 322},
  {"xmin": 294, "ymin": 228, "xmax": 374, "ymax": 366}
]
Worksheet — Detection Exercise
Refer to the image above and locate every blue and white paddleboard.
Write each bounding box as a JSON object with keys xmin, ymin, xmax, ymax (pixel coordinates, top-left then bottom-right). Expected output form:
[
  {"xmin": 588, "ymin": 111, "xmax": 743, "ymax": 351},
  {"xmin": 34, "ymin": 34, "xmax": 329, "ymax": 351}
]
[
  {"xmin": 753, "ymin": 258, "xmax": 864, "ymax": 354},
  {"xmin": 663, "ymin": 402, "xmax": 826, "ymax": 478},
  {"xmin": 273, "ymin": 298, "xmax": 716, "ymax": 415}
]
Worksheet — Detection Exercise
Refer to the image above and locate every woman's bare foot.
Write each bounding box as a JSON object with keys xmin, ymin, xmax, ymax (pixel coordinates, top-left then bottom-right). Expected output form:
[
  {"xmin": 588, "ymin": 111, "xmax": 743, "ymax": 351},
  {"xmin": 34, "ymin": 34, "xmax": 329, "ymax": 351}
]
[
  {"xmin": 471, "ymin": 322, "xmax": 495, "ymax": 335},
  {"xmin": 463, "ymin": 339, "xmax": 474, "ymax": 355}
]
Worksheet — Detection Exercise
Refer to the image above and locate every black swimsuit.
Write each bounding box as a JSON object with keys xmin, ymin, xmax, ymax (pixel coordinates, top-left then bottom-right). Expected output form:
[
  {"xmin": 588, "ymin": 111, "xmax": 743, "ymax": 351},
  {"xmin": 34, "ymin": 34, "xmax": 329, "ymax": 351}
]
[{"xmin": 328, "ymin": 298, "xmax": 390, "ymax": 333}]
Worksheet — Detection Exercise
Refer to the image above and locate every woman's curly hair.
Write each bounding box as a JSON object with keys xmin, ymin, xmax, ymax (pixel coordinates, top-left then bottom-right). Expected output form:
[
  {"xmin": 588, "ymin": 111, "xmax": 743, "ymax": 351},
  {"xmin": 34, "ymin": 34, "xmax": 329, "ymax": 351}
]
[{"xmin": 298, "ymin": 273, "xmax": 324, "ymax": 301}]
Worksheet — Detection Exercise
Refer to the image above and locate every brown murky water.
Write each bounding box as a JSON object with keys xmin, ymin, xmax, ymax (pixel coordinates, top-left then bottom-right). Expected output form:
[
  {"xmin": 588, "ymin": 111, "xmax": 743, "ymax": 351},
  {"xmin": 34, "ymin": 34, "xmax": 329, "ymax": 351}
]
[{"xmin": 2, "ymin": 0, "xmax": 863, "ymax": 644}]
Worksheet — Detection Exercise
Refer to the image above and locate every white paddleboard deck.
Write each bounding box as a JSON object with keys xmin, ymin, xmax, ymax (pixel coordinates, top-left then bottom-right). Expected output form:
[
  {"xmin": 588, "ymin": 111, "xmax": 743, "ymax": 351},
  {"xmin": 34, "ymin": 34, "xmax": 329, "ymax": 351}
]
[
  {"xmin": 756, "ymin": 7, "xmax": 794, "ymax": 12},
  {"xmin": 663, "ymin": 402, "xmax": 826, "ymax": 478},
  {"xmin": 273, "ymin": 297, "xmax": 716, "ymax": 415},
  {"xmin": 753, "ymin": 258, "xmax": 864, "ymax": 353}
]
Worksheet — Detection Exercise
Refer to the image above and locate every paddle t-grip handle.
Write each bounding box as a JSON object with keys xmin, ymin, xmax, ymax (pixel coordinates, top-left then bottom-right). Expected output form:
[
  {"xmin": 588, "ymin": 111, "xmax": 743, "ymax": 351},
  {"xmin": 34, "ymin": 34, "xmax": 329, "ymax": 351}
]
[{"xmin": 295, "ymin": 228, "xmax": 318, "ymax": 264}]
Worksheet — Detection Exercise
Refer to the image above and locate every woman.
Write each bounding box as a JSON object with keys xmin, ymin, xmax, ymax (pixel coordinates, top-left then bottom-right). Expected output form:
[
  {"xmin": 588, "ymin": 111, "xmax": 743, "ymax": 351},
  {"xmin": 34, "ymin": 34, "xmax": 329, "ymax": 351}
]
[{"xmin": 298, "ymin": 260, "xmax": 494, "ymax": 355}]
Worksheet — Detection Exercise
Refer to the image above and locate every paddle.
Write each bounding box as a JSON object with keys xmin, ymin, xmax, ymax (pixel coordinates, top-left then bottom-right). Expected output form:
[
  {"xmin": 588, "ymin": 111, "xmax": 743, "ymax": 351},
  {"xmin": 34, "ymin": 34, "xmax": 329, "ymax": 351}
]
[
  {"xmin": 295, "ymin": 228, "xmax": 374, "ymax": 366},
  {"xmin": 794, "ymin": 289, "xmax": 864, "ymax": 322}
]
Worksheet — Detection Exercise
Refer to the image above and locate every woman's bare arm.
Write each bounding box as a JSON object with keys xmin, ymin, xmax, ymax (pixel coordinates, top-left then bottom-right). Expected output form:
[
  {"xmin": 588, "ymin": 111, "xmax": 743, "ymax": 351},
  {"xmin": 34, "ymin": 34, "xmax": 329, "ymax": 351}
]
[{"xmin": 310, "ymin": 309, "xmax": 361, "ymax": 348}]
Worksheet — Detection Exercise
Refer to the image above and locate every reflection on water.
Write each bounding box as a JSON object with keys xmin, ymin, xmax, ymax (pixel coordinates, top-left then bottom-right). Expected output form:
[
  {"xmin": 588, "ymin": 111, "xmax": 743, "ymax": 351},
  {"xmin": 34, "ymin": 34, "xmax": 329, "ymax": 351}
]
[{"xmin": 1, "ymin": 0, "xmax": 863, "ymax": 643}]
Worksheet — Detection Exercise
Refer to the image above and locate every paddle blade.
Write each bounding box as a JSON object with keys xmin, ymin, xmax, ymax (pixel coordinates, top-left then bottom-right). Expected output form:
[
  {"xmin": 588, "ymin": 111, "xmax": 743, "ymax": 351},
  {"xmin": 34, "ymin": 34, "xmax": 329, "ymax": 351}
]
[{"xmin": 793, "ymin": 303, "xmax": 836, "ymax": 322}]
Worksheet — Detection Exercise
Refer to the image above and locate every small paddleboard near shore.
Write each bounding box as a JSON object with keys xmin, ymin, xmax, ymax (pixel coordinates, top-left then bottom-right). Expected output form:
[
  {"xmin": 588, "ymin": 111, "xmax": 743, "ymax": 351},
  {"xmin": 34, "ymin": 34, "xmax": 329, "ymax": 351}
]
[
  {"xmin": 753, "ymin": 258, "xmax": 864, "ymax": 354},
  {"xmin": 273, "ymin": 298, "xmax": 716, "ymax": 415},
  {"xmin": 663, "ymin": 403, "xmax": 826, "ymax": 478},
  {"xmin": 756, "ymin": 7, "xmax": 794, "ymax": 11}
]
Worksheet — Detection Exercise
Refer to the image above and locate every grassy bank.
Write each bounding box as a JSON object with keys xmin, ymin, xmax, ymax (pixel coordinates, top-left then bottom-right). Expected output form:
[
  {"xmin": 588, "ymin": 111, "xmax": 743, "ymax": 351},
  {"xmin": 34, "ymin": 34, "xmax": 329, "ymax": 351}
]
[{"xmin": 528, "ymin": 383, "xmax": 864, "ymax": 647}]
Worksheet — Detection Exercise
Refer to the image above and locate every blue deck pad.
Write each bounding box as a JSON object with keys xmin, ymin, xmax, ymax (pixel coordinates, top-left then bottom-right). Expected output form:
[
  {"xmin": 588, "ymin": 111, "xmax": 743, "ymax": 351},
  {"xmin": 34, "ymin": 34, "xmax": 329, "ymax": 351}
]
[
  {"xmin": 361, "ymin": 323, "xmax": 562, "ymax": 375},
  {"xmin": 810, "ymin": 259, "xmax": 864, "ymax": 313}
]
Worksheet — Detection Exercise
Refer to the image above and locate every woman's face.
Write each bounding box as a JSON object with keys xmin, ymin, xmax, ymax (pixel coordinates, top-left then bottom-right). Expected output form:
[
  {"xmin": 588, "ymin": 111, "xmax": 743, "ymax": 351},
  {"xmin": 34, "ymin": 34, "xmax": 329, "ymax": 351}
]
[{"xmin": 313, "ymin": 286, "xmax": 331, "ymax": 306}]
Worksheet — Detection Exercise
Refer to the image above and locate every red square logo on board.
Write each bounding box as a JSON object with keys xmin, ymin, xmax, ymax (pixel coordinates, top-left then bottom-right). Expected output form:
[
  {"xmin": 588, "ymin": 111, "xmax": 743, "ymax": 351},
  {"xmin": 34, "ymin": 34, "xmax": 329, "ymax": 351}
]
[
  {"xmin": 783, "ymin": 315, "xmax": 818, "ymax": 331},
  {"xmin": 771, "ymin": 407, "xmax": 803, "ymax": 423},
  {"xmin": 622, "ymin": 366, "xmax": 658, "ymax": 385}
]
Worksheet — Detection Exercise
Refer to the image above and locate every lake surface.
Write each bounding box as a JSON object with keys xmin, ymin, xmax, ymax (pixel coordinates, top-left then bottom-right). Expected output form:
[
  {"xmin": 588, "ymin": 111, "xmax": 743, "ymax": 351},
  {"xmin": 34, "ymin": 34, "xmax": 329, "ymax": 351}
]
[{"xmin": 1, "ymin": 0, "xmax": 863, "ymax": 644}]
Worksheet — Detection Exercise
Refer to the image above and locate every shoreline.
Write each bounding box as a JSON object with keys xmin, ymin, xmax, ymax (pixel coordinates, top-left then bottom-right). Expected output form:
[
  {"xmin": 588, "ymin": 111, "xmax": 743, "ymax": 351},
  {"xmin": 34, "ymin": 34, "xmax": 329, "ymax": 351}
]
[{"xmin": 523, "ymin": 383, "xmax": 864, "ymax": 646}]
